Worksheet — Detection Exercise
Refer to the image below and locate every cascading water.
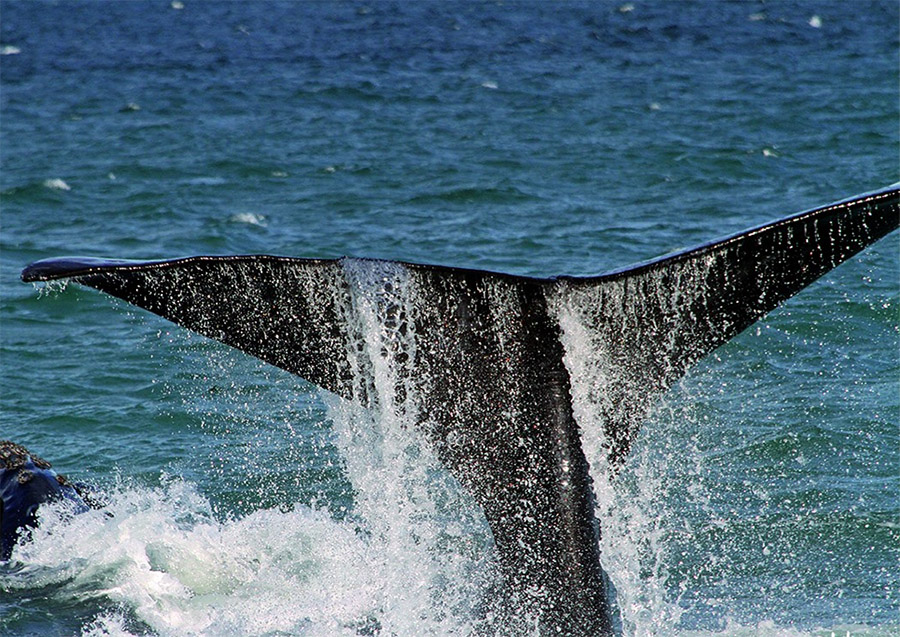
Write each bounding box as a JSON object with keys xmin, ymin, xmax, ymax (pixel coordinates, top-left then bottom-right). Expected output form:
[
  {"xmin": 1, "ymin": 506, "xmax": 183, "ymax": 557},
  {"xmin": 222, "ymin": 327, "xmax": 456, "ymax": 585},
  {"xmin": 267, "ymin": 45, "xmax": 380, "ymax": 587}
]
[
  {"xmin": 323, "ymin": 259, "xmax": 498, "ymax": 635},
  {"xmin": 552, "ymin": 271, "xmax": 694, "ymax": 636},
  {"xmin": 549, "ymin": 251, "xmax": 758, "ymax": 635}
]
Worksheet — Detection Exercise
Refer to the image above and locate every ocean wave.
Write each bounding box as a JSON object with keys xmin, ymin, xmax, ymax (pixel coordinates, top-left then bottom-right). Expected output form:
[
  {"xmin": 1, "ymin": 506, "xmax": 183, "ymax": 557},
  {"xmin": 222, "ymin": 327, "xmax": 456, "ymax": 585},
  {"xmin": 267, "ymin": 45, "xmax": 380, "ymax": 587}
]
[
  {"xmin": 228, "ymin": 212, "xmax": 267, "ymax": 226},
  {"xmin": 405, "ymin": 185, "xmax": 538, "ymax": 205},
  {"xmin": 183, "ymin": 176, "xmax": 227, "ymax": 187},
  {"xmin": 43, "ymin": 178, "xmax": 72, "ymax": 191}
]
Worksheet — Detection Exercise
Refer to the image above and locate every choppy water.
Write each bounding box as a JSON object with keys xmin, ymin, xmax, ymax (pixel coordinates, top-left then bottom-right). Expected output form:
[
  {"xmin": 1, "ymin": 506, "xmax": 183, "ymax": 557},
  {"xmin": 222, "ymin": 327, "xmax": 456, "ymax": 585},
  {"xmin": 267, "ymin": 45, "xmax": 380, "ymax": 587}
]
[{"xmin": 1, "ymin": 1, "xmax": 898, "ymax": 636}]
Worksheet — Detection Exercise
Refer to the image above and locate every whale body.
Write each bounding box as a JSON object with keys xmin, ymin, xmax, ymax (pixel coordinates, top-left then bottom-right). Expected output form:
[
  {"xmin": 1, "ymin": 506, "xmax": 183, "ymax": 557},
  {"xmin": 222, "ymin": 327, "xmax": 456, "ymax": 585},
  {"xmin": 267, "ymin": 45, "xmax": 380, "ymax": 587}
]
[
  {"xmin": 21, "ymin": 185, "xmax": 900, "ymax": 635},
  {"xmin": 0, "ymin": 441, "xmax": 91, "ymax": 561}
]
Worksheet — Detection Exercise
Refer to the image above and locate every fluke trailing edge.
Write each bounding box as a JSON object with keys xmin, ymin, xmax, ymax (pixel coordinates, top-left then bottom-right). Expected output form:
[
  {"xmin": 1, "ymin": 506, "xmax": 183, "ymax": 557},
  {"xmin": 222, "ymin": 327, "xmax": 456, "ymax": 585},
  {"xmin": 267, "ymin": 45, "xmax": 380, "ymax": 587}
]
[{"xmin": 21, "ymin": 184, "xmax": 900, "ymax": 636}]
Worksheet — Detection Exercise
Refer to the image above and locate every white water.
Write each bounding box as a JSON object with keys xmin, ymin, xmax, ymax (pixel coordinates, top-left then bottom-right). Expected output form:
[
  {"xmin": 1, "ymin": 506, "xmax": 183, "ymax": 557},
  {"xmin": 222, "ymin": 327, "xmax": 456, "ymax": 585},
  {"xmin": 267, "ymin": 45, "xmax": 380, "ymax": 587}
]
[
  {"xmin": 9, "ymin": 481, "xmax": 377, "ymax": 636},
  {"xmin": 323, "ymin": 259, "xmax": 497, "ymax": 635},
  {"xmin": 550, "ymin": 257, "xmax": 729, "ymax": 635},
  {"xmin": 7, "ymin": 478, "xmax": 887, "ymax": 637}
]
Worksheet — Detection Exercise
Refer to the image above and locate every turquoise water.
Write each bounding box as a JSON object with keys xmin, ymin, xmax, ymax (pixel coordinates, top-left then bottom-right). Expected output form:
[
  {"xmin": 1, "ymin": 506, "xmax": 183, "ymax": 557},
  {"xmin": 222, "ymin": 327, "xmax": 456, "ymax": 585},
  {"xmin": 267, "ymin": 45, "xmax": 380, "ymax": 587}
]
[{"xmin": 1, "ymin": 1, "xmax": 898, "ymax": 635}]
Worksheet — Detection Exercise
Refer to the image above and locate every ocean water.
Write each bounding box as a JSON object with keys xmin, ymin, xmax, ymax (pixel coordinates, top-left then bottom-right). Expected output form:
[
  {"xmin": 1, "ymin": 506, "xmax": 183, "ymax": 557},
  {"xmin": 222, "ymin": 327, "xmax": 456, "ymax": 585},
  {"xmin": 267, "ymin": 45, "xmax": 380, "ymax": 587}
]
[{"xmin": 1, "ymin": 1, "xmax": 898, "ymax": 636}]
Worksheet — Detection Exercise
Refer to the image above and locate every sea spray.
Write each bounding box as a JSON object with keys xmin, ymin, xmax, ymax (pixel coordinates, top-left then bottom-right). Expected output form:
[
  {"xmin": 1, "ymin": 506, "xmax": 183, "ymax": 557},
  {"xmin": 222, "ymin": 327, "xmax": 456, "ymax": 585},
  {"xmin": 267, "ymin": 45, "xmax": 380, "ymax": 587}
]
[
  {"xmin": 549, "ymin": 256, "xmax": 725, "ymax": 634},
  {"xmin": 324, "ymin": 259, "xmax": 496, "ymax": 634},
  {"xmin": 5, "ymin": 479, "xmax": 378, "ymax": 636},
  {"xmin": 553, "ymin": 292, "xmax": 677, "ymax": 635}
]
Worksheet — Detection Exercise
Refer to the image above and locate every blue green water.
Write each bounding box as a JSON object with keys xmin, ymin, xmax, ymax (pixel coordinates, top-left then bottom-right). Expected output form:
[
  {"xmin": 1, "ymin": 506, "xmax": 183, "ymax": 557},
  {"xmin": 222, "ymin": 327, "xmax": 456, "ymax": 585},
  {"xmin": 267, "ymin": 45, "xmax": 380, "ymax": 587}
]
[{"xmin": 1, "ymin": 1, "xmax": 898, "ymax": 635}]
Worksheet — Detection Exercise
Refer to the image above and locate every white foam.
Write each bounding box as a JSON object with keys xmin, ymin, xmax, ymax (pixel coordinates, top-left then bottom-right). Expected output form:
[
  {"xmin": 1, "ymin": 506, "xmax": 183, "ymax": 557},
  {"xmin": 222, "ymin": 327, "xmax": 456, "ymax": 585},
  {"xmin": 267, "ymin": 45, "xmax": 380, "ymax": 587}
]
[
  {"xmin": 10, "ymin": 481, "xmax": 382, "ymax": 637},
  {"xmin": 43, "ymin": 178, "xmax": 71, "ymax": 191},
  {"xmin": 186, "ymin": 176, "xmax": 225, "ymax": 186},
  {"xmin": 80, "ymin": 612, "xmax": 135, "ymax": 637},
  {"xmin": 1, "ymin": 45, "xmax": 21, "ymax": 55},
  {"xmin": 228, "ymin": 212, "xmax": 267, "ymax": 226}
]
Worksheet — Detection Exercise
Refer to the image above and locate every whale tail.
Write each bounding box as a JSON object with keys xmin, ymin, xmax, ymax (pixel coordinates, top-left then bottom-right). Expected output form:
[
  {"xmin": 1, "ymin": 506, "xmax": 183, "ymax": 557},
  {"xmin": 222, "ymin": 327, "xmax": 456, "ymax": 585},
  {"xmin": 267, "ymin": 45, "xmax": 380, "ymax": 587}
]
[{"xmin": 21, "ymin": 184, "xmax": 900, "ymax": 635}]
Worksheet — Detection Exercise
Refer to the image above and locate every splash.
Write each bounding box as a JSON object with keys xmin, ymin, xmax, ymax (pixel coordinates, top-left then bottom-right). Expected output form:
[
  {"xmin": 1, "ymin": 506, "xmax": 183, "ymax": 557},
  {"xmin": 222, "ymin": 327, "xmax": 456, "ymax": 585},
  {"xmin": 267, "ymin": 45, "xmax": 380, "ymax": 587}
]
[
  {"xmin": 228, "ymin": 212, "xmax": 267, "ymax": 226},
  {"xmin": 5, "ymin": 480, "xmax": 379, "ymax": 636},
  {"xmin": 551, "ymin": 263, "xmax": 714, "ymax": 634},
  {"xmin": 33, "ymin": 278, "xmax": 72, "ymax": 297},
  {"xmin": 323, "ymin": 259, "xmax": 497, "ymax": 635}
]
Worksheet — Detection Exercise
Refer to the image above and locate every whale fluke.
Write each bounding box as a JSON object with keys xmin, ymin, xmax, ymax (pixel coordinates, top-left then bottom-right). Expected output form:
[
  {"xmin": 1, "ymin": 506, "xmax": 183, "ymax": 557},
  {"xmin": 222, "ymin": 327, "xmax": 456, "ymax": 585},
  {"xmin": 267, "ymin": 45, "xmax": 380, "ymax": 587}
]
[{"xmin": 21, "ymin": 184, "xmax": 900, "ymax": 635}]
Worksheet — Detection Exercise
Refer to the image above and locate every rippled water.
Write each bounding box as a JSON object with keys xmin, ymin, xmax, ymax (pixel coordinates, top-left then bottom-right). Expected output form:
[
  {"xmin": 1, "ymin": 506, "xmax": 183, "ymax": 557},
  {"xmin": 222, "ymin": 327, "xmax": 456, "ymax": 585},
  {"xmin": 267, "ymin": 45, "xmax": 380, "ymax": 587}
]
[{"xmin": 1, "ymin": 2, "xmax": 898, "ymax": 635}]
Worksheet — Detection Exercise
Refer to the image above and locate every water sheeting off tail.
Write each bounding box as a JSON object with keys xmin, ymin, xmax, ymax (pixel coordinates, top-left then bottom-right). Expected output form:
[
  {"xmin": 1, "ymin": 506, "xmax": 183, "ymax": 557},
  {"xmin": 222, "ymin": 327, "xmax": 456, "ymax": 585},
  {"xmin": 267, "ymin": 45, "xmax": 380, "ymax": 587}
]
[
  {"xmin": 552, "ymin": 184, "xmax": 899, "ymax": 467},
  {"xmin": 21, "ymin": 183, "xmax": 900, "ymax": 636}
]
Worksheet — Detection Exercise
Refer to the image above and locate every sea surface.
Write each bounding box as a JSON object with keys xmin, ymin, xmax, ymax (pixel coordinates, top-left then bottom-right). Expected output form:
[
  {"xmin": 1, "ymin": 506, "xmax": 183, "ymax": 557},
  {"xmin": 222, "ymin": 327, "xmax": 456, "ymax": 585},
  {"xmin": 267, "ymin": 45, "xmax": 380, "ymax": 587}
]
[{"xmin": 1, "ymin": 1, "xmax": 898, "ymax": 636}]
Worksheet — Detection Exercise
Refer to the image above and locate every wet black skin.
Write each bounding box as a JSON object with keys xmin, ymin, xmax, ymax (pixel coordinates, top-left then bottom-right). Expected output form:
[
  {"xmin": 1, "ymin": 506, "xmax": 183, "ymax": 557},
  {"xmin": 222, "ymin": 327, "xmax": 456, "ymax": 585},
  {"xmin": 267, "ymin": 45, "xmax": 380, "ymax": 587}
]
[{"xmin": 0, "ymin": 441, "xmax": 91, "ymax": 561}]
